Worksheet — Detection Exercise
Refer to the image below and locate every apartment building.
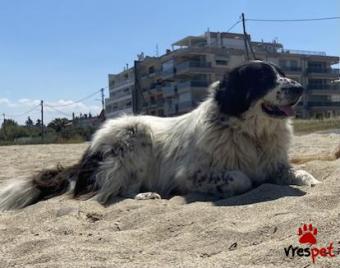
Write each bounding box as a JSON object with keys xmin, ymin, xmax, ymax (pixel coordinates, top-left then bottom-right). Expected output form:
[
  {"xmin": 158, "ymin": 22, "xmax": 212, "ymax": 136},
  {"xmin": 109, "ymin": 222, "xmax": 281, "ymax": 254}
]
[
  {"xmin": 105, "ymin": 67, "xmax": 134, "ymax": 118},
  {"xmin": 106, "ymin": 31, "xmax": 340, "ymax": 119}
]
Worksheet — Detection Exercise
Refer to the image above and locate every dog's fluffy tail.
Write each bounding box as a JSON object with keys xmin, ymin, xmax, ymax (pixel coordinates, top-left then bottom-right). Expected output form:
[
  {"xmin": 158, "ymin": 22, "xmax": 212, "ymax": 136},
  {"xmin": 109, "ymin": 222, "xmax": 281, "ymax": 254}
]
[{"xmin": 0, "ymin": 165, "xmax": 78, "ymax": 211}]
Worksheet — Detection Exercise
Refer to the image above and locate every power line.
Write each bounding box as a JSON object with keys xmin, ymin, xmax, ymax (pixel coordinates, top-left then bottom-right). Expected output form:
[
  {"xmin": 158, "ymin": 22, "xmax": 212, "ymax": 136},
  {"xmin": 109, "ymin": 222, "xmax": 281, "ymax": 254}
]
[
  {"xmin": 246, "ymin": 16, "xmax": 340, "ymax": 22},
  {"xmin": 46, "ymin": 89, "xmax": 104, "ymax": 108},
  {"xmin": 44, "ymin": 104, "xmax": 73, "ymax": 117},
  {"xmin": 6, "ymin": 104, "xmax": 40, "ymax": 118},
  {"xmin": 227, "ymin": 20, "xmax": 241, "ymax": 32}
]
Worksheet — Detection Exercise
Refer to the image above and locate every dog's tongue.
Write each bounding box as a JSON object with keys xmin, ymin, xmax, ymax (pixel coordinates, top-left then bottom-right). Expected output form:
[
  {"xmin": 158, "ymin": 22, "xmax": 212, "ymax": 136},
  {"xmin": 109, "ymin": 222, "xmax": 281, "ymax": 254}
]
[{"xmin": 278, "ymin": 105, "xmax": 295, "ymax": 116}]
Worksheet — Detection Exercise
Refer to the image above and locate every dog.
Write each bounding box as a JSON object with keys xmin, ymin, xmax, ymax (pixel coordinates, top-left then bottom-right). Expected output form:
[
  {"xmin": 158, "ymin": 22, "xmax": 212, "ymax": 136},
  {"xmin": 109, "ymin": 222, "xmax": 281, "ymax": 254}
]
[{"xmin": 0, "ymin": 61, "xmax": 320, "ymax": 211}]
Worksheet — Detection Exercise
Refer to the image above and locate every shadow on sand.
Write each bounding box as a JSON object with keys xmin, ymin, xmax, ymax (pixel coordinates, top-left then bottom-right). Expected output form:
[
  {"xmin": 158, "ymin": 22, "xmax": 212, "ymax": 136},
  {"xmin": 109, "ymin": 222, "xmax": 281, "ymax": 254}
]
[
  {"xmin": 183, "ymin": 183, "xmax": 306, "ymax": 206},
  {"xmin": 103, "ymin": 183, "xmax": 306, "ymax": 207}
]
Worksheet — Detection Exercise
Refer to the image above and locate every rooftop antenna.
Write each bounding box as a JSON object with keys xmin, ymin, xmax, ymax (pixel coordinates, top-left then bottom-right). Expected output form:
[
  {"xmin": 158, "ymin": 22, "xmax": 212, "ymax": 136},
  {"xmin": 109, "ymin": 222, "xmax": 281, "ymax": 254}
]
[{"xmin": 155, "ymin": 44, "xmax": 159, "ymax": 57}]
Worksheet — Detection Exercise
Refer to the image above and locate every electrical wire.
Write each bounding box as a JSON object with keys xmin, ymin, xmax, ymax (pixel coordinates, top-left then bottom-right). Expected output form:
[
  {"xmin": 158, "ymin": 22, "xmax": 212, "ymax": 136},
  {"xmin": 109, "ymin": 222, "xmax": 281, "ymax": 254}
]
[
  {"xmin": 46, "ymin": 89, "xmax": 103, "ymax": 108},
  {"xmin": 246, "ymin": 16, "xmax": 340, "ymax": 22},
  {"xmin": 44, "ymin": 104, "xmax": 73, "ymax": 117},
  {"xmin": 227, "ymin": 20, "xmax": 241, "ymax": 32},
  {"xmin": 6, "ymin": 104, "xmax": 40, "ymax": 118}
]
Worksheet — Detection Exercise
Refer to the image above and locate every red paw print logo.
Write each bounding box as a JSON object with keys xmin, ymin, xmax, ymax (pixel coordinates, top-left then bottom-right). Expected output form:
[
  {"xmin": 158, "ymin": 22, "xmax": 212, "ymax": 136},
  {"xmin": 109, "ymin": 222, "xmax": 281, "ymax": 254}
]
[{"xmin": 298, "ymin": 224, "xmax": 317, "ymax": 245}]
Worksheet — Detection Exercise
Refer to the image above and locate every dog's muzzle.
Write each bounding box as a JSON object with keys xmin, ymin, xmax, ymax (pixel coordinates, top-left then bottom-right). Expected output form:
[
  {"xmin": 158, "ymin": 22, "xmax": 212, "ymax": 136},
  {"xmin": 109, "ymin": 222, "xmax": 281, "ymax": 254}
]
[{"xmin": 262, "ymin": 85, "xmax": 304, "ymax": 117}]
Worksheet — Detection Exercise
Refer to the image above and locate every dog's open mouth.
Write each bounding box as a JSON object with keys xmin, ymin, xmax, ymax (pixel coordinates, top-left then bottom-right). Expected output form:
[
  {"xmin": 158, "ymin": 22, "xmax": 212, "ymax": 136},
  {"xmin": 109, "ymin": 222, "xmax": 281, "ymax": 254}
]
[{"xmin": 261, "ymin": 102, "xmax": 296, "ymax": 117}]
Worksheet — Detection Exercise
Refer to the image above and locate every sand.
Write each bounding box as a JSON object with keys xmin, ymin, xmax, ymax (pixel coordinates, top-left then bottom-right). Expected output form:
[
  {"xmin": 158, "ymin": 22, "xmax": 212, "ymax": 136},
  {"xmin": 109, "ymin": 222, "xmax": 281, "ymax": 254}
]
[{"xmin": 0, "ymin": 132, "xmax": 339, "ymax": 268}]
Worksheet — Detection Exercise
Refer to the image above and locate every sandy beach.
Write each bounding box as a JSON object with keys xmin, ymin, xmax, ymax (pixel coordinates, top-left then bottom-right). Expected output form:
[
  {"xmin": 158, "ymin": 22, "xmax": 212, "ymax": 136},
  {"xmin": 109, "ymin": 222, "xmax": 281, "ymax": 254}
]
[{"xmin": 0, "ymin": 132, "xmax": 339, "ymax": 267}]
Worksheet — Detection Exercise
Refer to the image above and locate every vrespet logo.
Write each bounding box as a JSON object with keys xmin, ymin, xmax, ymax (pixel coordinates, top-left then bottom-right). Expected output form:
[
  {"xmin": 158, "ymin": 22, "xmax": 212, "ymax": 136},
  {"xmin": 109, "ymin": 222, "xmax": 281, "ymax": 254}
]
[{"xmin": 284, "ymin": 224, "xmax": 339, "ymax": 263}]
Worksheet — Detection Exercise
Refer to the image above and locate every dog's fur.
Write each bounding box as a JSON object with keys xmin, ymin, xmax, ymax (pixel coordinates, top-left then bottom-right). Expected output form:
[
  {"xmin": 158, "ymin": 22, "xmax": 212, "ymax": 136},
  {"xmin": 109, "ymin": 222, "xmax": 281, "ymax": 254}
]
[{"xmin": 0, "ymin": 61, "xmax": 320, "ymax": 211}]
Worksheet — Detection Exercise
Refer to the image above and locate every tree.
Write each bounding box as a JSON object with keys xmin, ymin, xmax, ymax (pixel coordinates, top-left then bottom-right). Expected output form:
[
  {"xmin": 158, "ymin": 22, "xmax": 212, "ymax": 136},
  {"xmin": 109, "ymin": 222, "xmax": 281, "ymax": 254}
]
[
  {"xmin": 0, "ymin": 119, "xmax": 27, "ymax": 141},
  {"xmin": 47, "ymin": 118, "xmax": 69, "ymax": 133},
  {"xmin": 35, "ymin": 119, "xmax": 42, "ymax": 127},
  {"xmin": 25, "ymin": 116, "xmax": 34, "ymax": 127},
  {"xmin": 1, "ymin": 118, "xmax": 18, "ymax": 128}
]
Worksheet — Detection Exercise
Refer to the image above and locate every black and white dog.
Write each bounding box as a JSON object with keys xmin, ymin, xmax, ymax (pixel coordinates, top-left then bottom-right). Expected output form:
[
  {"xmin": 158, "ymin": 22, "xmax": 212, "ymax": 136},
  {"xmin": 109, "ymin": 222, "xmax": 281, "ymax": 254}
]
[{"xmin": 0, "ymin": 61, "xmax": 320, "ymax": 211}]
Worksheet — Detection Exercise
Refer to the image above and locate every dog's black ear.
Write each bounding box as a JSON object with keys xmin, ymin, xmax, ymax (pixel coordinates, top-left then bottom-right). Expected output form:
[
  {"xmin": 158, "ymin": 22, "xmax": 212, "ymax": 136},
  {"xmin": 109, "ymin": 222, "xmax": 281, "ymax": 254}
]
[{"xmin": 214, "ymin": 62, "xmax": 277, "ymax": 116}]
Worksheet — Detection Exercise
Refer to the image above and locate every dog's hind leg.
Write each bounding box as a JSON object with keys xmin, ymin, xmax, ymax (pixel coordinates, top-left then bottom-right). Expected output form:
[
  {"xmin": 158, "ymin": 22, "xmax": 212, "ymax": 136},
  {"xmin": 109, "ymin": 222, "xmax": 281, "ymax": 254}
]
[
  {"xmin": 74, "ymin": 121, "xmax": 156, "ymax": 204},
  {"xmin": 187, "ymin": 170, "xmax": 252, "ymax": 198}
]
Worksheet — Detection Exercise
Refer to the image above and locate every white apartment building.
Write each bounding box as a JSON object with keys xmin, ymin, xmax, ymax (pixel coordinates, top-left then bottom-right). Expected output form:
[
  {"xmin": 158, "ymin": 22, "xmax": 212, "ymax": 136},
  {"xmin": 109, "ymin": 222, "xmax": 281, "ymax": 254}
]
[{"xmin": 105, "ymin": 67, "xmax": 134, "ymax": 118}]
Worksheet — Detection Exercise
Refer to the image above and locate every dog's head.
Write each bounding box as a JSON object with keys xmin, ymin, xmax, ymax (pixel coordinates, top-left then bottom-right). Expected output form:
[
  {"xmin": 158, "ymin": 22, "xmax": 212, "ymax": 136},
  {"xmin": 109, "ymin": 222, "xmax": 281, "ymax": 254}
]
[{"xmin": 214, "ymin": 61, "xmax": 303, "ymax": 119}]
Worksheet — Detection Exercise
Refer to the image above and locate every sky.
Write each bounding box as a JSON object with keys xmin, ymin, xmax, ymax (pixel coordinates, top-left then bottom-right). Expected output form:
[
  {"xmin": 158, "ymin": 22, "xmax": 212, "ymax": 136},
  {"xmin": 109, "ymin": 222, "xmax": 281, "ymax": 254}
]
[{"xmin": 0, "ymin": 0, "xmax": 339, "ymax": 124}]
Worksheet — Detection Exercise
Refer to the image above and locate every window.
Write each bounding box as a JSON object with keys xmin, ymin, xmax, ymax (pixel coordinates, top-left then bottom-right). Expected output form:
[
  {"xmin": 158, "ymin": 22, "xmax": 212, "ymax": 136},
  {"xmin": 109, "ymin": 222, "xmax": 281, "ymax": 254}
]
[
  {"xmin": 216, "ymin": 60, "xmax": 228, "ymax": 65},
  {"xmin": 179, "ymin": 92, "xmax": 192, "ymax": 102},
  {"xmin": 279, "ymin": 59, "xmax": 287, "ymax": 67},
  {"xmin": 290, "ymin": 60, "xmax": 298, "ymax": 68},
  {"xmin": 149, "ymin": 66, "xmax": 155, "ymax": 74},
  {"xmin": 162, "ymin": 60, "xmax": 174, "ymax": 73}
]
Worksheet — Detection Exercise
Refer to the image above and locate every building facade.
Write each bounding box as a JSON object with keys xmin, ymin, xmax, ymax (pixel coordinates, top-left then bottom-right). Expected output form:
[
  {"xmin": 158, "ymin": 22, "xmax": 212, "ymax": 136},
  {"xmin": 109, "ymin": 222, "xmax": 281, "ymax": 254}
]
[
  {"xmin": 105, "ymin": 67, "xmax": 134, "ymax": 118},
  {"xmin": 106, "ymin": 31, "xmax": 340, "ymax": 119}
]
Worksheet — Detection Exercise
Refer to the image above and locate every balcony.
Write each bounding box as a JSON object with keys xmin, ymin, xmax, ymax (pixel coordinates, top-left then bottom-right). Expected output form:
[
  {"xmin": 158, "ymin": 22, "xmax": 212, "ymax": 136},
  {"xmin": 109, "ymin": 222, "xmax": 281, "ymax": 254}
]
[
  {"xmin": 110, "ymin": 79, "xmax": 134, "ymax": 89},
  {"xmin": 308, "ymin": 84, "xmax": 340, "ymax": 95},
  {"xmin": 280, "ymin": 66, "xmax": 302, "ymax": 73},
  {"xmin": 278, "ymin": 48, "xmax": 326, "ymax": 56},
  {"xmin": 309, "ymin": 101, "xmax": 340, "ymax": 106},
  {"xmin": 332, "ymin": 68, "xmax": 340, "ymax": 74},
  {"xmin": 306, "ymin": 68, "xmax": 338, "ymax": 78},
  {"xmin": 178, "ymin": 101, "xmax": 193, "ymax": 112},
  {"xmin": 162, "ymin": 84, "xmax": 176, "ymax": 97},
  {"xmin": 307, "ymin": 85, "xmax": 331, "ymax": 90},
  {"xmin": 147, "ymin": 99, "xmax": 165, "ymax": 108},
  {"xmin": 176, "ymin": 61, "xmax": 212, "ymax": 74},
  {"xmin": 161, "ymin": 68, "xmax": 175, "ymax": 79},
  {"xmin": 142, "ymin": 84, "xmax": 163, "ymax": 95},
  {"xmin": 177, "ymin": 80, "xmax": 209, "ymax": 92},
  {"xmin": 141, "ymin": 71, "xmax": 161, "ymax": 80}
]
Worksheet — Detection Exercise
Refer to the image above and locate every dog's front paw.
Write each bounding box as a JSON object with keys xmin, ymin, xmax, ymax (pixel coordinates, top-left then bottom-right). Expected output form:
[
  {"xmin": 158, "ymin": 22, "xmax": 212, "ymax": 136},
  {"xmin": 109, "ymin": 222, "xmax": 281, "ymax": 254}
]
[
  {"xmin": 292, "ymin": 170, "xmax": 321, "ymax": 186},
  {"xmin": 134, "ymin": 192, "xmax": 161, "ymax": 200}
]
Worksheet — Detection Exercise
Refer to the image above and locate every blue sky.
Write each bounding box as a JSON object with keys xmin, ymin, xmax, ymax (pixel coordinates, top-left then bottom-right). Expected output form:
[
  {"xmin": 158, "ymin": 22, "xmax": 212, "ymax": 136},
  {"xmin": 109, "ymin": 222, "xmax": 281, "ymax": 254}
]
[{"xmin": 0, "ymin": 0, "xmax": 339, "ymax": 123}]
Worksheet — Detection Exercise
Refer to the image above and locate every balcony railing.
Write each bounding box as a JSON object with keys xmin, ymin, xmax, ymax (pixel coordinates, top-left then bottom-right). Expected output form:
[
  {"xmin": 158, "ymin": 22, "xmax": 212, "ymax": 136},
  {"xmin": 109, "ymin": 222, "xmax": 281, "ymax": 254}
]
[
  {"xmin": 332, "ymin": 68, "xmax": 340, "ymax": 74},
  {"xmin": 110, "ymin": 79, "xmax": 134, "ymax": 89},
  {"xmin": 147, "ymin": 99, "xmax": 165, "ymax": 108},
  {"xmin": 162, "ymin": 84, "xmax": 176, "ymax": 97},
  {"xmin": 177, "ymin": 80, "xmax": 209, "ymax": 90},
  {"xmin": 141, "ymin": 71, "xmax": 161, "ymax": 80},
  {"xmin": 161, "ymin": 68, "xmax": 175, "ymax": 78},
  {"xmin": 307, "ymin": 68, "xmax": 333, "ymax": 74},
  {"xmin": 308, "ymin": 102, "xmax": 340, "ymax": 107},
  {"xmin": 178, "ymin": 101, "xmax": 193, "ymax": 111},
  {"xmin": 280, "ymin": 66, "xmax": 302, "ymax": 72},
  {"xmin": 176, "ymin": 61, "xmax": 212, "ymax": 72},
  {"xmin": 278, "ymin": 48, "xmax": 326, "ymax": 56},
  {"xmin": 307, "ymin": 85, "xmax": 331, "ymax": 90}
]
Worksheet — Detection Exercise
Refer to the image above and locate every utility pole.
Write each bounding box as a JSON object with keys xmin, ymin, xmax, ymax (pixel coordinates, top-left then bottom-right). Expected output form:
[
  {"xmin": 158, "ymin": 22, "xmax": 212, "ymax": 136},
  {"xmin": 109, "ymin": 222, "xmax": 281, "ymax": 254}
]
[
  {"xmin": 100, "ymin": 88, "xmax": 105, "ymax": 112},
  {"xmin": 1, "ymin": 113, "xmax": 6, "ymax": 138},
  {"xmin": 241, "ymin": 13, "xmax": 256, "ymax": 60},
  {"xmin": 40, "ymin": 100, "xmax": 44, "ymax": 142},
  {"xmin": 241, "ymin": 13, "xmax": 250, "ymax": 61}
]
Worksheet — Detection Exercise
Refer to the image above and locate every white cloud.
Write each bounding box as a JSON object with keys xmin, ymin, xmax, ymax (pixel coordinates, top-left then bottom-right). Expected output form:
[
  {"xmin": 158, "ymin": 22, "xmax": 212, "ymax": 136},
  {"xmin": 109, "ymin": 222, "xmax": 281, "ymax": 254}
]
[{"xmin": 0, "ymin": 98, "xmax": 18, "ymax": 107}]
